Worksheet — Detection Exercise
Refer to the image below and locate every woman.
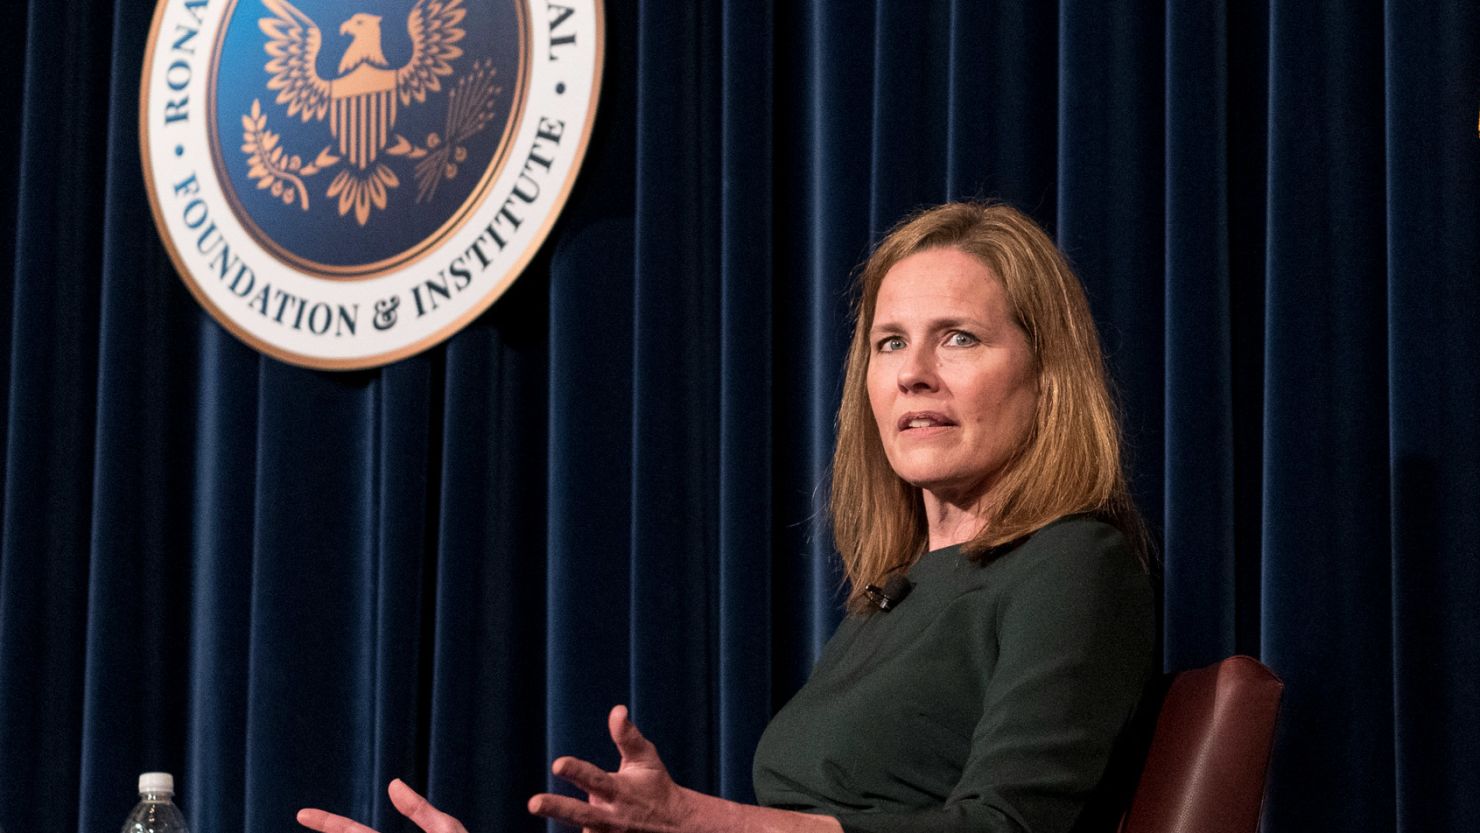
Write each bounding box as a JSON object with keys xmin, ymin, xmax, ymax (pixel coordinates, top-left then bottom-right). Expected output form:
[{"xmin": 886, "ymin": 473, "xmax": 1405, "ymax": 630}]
[{"xmin": 297, "ymin": 202, "xmax": 1155, "ymax": 833}]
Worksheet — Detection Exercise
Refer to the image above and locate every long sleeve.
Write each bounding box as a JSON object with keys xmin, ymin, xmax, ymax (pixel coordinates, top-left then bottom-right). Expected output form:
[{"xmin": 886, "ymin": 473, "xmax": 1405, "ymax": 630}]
[{"xmin": 755, "ymin": 517, "xmax": 1156, "ymax": 833}]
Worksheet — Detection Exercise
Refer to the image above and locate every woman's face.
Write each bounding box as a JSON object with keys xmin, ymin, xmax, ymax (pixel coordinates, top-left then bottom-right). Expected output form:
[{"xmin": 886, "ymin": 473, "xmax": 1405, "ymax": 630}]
[{"xmin": 866, "ymin": 247, "xmax": 1038, "ymax": 506}]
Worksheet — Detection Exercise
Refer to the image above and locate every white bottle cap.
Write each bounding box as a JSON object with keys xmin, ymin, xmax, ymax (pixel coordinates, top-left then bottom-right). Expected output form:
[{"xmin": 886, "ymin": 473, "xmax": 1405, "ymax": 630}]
[{"xmin": 138, "ymin": 772, "xmax": 174, "ymax": 796}]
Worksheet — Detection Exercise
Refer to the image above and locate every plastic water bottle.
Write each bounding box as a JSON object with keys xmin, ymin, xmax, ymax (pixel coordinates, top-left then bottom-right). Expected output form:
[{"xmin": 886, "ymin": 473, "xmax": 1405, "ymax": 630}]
[{"xmin": 121, "ymin": 773, "xmax": 190, "ymax": 833}]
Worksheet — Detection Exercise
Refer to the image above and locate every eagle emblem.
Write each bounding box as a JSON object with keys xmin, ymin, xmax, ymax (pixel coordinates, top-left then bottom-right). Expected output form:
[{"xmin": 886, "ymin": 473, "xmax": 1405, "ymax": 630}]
[{"xmin": 250, "ymin": 0, "xmax": 486, "ymax": 225}]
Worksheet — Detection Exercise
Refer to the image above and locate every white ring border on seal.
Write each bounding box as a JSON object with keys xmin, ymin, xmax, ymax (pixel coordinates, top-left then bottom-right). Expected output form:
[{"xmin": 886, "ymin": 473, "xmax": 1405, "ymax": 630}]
[{"xmin": 139, "ymin": 0, "xmax": 605, "ymax": 370}]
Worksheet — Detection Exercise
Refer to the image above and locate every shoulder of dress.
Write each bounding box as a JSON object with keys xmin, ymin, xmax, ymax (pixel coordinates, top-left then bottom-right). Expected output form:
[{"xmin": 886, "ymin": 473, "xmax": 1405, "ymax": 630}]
[
  {"xmin": 1021, "ymin": 514, "xmax": 1128, "ymax": 551},
  {"xmin": 991, "ymin": 515, "xmax": 1148, "ymax": 596}
]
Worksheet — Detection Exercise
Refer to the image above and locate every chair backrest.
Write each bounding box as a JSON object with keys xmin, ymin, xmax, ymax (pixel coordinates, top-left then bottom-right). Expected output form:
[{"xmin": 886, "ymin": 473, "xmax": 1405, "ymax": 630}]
[{"xmin": 1119, "ymin": 655, "xmax": 1284, "ymax": 833}]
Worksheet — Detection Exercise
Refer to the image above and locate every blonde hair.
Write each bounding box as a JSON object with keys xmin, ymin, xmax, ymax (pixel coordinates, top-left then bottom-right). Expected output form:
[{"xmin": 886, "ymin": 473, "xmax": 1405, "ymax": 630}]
[{"xmin": 830, "ymin": 202, "xmax": 1146, "ymax": 611}]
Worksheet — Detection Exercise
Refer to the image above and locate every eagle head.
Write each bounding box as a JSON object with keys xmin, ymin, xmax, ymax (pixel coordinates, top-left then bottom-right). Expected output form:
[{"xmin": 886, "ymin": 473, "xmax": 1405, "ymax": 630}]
[
  {"xmin": 339, "ymin": 13, "xmax": 382, "ymax": 38},
  {"xmin": 337, "ymin": 13, "xmax": 389, "ymax": 73}
]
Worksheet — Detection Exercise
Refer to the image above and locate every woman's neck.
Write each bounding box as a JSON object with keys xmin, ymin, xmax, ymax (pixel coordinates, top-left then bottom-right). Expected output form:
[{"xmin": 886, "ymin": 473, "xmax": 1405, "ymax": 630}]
[{"xmin": 922, "ymin": 491, "xmax": 989, "ymax": 551}]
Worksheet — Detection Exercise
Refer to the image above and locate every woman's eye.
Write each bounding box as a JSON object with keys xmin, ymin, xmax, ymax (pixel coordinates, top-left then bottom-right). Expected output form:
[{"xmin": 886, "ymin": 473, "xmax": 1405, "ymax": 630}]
[
  {"xmin": 947, "ymin": 331, "xmax": 978, "ymax": 347},
  {"xmin": 878, "ymin": 336, "xmax": 906, "ymax": 352}
]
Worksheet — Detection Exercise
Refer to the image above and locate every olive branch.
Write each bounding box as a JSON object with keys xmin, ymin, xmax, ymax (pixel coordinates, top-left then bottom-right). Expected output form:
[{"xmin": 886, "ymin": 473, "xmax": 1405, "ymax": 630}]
[
  {"xmin": 386, "ymin": 59, "xmax": 503, "ymax": 203},
  {"xmin": 242, "ymin": 99, "xmax": 339, "ymax": 211}
]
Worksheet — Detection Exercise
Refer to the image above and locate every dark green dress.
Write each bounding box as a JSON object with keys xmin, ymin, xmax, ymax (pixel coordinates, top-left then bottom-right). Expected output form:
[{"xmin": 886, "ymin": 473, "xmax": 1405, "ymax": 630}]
[{"xmin": 752, "ymin": 517, "xmax": 1155, "ymax": 833}]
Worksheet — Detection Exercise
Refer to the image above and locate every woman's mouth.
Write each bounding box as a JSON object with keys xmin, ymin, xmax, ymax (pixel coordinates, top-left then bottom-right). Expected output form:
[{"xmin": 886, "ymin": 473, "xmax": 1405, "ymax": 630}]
[{"xmin": 898, "ymin": 412, "xmax": 956, "ymax": 431}]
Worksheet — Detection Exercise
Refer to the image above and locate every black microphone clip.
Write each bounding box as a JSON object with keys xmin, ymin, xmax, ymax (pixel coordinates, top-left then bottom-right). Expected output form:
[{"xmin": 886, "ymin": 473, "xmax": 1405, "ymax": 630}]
[{"xmin": 863, "ymin": 574, "xmax": 914, "ymax": 611}]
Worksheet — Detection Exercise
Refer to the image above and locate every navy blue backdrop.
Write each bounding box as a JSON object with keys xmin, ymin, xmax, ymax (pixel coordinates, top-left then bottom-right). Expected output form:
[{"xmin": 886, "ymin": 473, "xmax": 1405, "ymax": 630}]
[{"xmin": 1, "ymin": 2, "xmax": 1478, "ymax": 833}]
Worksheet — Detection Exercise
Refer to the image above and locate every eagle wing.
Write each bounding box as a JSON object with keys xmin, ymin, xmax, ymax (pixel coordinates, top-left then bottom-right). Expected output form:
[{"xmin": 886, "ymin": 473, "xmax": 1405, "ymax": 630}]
[
  {"xmin": 397, "ymin": 0, "xmax": 467, "ymax": 105},
  {"xmin": 259, "ymin": 0, "xmax": 331, "ymax": 122}
]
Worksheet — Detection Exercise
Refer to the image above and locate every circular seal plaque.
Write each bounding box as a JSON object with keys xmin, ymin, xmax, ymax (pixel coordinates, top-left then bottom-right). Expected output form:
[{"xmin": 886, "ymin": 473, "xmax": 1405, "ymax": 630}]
[{"xmin": 141, "ymin": 0, "xmax": 603, "ymax": 369}]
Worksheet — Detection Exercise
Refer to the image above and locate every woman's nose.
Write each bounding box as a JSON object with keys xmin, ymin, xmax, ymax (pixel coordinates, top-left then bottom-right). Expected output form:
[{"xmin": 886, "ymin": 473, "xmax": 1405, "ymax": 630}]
[{"xmin": 897, "ymin": 345, "xmax": 938, "ymax": 391}]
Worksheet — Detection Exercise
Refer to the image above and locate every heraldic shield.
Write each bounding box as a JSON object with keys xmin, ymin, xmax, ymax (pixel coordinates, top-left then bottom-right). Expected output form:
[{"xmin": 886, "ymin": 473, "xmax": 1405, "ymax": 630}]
[{"xmin": 210, "ymin": 0, "xmax": 528, "ymax": 278}]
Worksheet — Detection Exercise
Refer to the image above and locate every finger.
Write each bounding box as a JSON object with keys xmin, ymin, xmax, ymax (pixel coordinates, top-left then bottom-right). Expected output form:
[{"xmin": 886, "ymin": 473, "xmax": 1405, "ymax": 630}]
[
  {"xmin": 387, "ymin": 779, "xmax": 466, "ymax": 833},
  {"xmin": 296, "ymin": 809, "xmax": 380, "ymax": 833},
  {"xmin": 527, "ymin": 793, "xmax": 612, "ymax": 829},
  {"xmin": 608, "ymin": 705, "xmax": 658, "ymax": 764},
  {"xmin": 550, "ymin": 756, "xmax": 618, "ymax": 798}
]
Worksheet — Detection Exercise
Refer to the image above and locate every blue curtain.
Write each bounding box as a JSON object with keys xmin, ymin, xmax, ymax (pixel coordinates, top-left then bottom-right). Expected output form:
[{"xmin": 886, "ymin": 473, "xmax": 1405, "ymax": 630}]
[{"xmin": 2, "ymin": 2, "xmax": 1477, "ymax": 833}]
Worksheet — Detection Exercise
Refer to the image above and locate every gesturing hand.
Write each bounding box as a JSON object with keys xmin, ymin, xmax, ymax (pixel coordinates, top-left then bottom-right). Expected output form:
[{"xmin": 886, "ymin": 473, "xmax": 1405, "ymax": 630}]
[
  {"xmin": 527, "ymin": 705, "xmax": 701, "ymax": 833},
  {"xmin": 298, "ymin": 779, "xmax": 468, "ymax": 833}
]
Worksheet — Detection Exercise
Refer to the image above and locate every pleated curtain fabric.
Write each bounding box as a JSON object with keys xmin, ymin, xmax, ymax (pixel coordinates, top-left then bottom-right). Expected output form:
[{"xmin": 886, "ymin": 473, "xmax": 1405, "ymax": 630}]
[{"xmin": 1, "ymin": 2, "xmax": 1477, "ymax": 833}]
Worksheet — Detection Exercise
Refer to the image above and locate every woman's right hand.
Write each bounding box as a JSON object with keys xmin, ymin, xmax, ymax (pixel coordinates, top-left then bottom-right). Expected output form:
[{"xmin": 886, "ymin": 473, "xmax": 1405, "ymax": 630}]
[{"xmin": 298, "ymin": 779, "xmax": 468, "ymax": 833}]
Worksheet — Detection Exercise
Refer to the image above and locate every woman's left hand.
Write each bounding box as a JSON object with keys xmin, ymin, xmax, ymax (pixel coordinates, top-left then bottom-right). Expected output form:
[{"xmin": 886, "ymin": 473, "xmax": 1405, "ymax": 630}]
[
  {"xmin": 527, "ymin": 705, "xmax": 700, "ymax": 832},
  {"xmin": 299, "ymin": 779, "xmax": 467, "ymax": 833}
]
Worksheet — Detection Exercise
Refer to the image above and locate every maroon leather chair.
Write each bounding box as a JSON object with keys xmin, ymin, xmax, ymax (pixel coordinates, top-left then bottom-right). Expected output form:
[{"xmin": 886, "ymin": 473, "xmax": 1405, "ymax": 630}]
[{"xmin": 1119, "ymin": 656, "xmax": 1284, "ymax": 833}]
